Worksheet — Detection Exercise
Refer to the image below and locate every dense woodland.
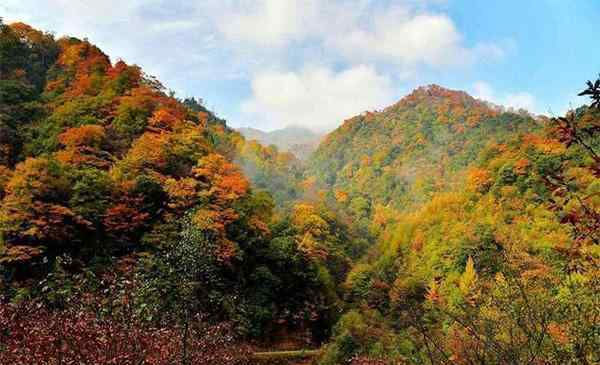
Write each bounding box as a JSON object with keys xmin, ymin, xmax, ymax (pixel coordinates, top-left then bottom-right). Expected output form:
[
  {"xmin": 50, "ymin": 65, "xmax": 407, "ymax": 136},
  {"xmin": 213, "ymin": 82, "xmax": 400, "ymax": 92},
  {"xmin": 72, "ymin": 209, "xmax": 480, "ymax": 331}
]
[{"xmin": 0, "ymin": 21, "xmax": 598, "ymax": 365}]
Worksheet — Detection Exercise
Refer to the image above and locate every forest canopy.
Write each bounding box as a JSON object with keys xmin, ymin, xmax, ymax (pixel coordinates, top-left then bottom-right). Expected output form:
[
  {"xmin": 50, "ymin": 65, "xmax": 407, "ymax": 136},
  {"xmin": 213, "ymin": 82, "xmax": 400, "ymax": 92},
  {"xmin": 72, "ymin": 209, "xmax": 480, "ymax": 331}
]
[{"xmin": 0, "ymin": 19, "xmax": 598, "ymax": 365}]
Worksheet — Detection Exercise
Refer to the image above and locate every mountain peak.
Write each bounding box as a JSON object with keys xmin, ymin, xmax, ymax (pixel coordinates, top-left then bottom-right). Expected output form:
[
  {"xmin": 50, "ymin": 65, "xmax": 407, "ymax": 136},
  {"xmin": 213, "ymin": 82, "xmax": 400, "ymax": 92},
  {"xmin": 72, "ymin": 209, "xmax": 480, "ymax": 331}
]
[
  {"xmin": 397, "ymin": 84, "xmax": 475, "ymax": 106},
  {"xmin": 380, "ymin": 84, "xmax": 498, "ymax": 121}
]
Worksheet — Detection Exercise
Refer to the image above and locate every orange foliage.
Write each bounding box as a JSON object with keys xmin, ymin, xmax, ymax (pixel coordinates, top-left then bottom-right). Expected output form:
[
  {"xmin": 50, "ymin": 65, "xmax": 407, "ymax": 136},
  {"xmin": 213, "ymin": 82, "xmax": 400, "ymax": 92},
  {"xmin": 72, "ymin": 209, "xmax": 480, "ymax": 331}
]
[
  {"xmin": 192, "ymin": 207, "xmax": 240, "ymax": 263},
  {"xmin": 397, "ymin": 85, "xmax": 498, "ymax": 128},
  {"xmin": 57, "ymin": 40, "xmax": 110, "ymax": 73},
  {"xmin": 183, "ymin": 154, "xmax": 254, "ymax": 262},
  {"xmin": 0, "ymin": 245, "xmax": 44, "ymax": 264},
  {"xmin": 523, "ymin": 134, "xmax": 566, "ymax": 154},
  {"xmin": 446, "ymin": 325, "xmax": 484, "ymax": 365},
  {"xmin": 335, "ymin": 190, "xmax": 349, "ymax": 203},
  {"xmin": 4, "ymin": 158, "xmax": 63, "ymax": 197},
  {"xmin": 290, "ymin": 203, "xmax": 330, "ymax": 260},
  {"xmin": 302, "ymin": 176, "xmax": 317, "ymax": 189},
  {"xmin": 411, "ymin": 229, "xmax": 424, "ymax": 252},
  {"xmin": 467, "ymin": 168, "xmax": 492, "ymax": 192},
  {"xmin": 56, "ymin": 125, "xmax": 111, "ymax": 168},
  {"xmin": 1, "ymin": 195, "xmax": 91, "ymax": 255},
  {"xmin": 193, "ymin": 154, "xmax": 249, "ymax": 204},
  {"xmin": 9, "ymin": 22, "xmax": 47, "ymax": 43},
  {"xmin": 547, "ymin": 322, "xmax": 570, "ymax": 345},
  {"xmin": 106, "ymin": 60, "xmax": 129, "ymax": 78},
  {"xmin": 425, "ymin": 280, "xmax": 441, "ymax": 304},
  {"xmin": 147, "ymin": 108, "xmax": 182, "ymax": 131},
  {"xmin": 197, "ymin": 111, "xmax": 209, "ymax": 128},
  {"xmin": 53, "ymin": 39, "xmax": 112, "ymax": 96},
  {"xmin": 111, "ymin": 85, "xmax": 162, "ymax": 128},
  {"xmin": 106, "ymin": 60, "xmax": 142, "ymax": 86},
  {"xmin": 514, "ymin": 158, "xmax": 530, "ymax": 175},
  {"xmin": 119, "ymin": 132, "xmax": 169, "ymax": 174},
  {"xmin": 0, "ymin": 165, "xmax": 12, "ymax": 194},
  {"xmin": 103, "ymin": 197, "xmax": 150, "ymax": 236},
  {"xmin": 59, "ymin": 125, "xmax": 106, "ymax": 148},
  {"xmin": 164, "ymin": 177, "xmax": 198, "ymax": 211}
]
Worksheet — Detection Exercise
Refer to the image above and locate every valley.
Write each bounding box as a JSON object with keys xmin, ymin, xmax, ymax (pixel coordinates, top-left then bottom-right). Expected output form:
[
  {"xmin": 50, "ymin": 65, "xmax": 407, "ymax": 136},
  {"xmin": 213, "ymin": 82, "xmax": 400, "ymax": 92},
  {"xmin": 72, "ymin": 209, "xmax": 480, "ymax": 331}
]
[{"xmin": 0, "ymin": 19, "xmax": 598, "ymax": 365}]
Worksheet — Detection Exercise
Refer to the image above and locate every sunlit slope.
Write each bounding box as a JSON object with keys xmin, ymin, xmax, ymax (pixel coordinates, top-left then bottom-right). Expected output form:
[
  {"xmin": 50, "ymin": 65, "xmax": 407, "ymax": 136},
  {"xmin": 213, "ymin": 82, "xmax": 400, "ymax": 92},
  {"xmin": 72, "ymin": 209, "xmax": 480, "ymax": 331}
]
[{"xmin": 308, "ymin": 85, "xmax": 541, "ymax": 214}]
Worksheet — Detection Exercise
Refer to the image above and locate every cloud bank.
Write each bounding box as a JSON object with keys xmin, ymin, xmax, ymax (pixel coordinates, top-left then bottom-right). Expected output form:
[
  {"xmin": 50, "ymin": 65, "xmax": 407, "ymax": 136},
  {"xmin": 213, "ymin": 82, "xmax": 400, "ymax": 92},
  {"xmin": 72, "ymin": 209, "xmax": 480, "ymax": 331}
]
[
  {"xmin": 242, "ymin": 65, "xmax": 393, "ymax": 132},
  {"xmin": 472, "ymin": 81, "xmax": 537, "ymax": 113}
]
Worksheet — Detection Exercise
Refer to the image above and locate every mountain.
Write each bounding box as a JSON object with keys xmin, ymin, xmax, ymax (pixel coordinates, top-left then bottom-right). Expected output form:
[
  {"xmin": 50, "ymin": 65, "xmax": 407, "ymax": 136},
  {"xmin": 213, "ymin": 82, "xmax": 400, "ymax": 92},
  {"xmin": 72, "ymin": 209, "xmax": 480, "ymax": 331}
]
[
  {"xmin": 312, "ymin": 85, "xmax": 600, "ymax": 363},
  {"xmin": 308, "ymin": 85, "xmax": 540, "ymax": 222},
  {"xmin": 237, "ymin": 126, "xmax": 267, "ymax": 141},
  {"xmin": 1, "ymin": 20, "xmax": 598, "ymax": 365},
  {"xmin": 238, "ymin": 126, "xmax": 323, "ymax": 160},
  {"xmin": 0, "ymin": 21, "xmax": 361, "ymax": 358}
]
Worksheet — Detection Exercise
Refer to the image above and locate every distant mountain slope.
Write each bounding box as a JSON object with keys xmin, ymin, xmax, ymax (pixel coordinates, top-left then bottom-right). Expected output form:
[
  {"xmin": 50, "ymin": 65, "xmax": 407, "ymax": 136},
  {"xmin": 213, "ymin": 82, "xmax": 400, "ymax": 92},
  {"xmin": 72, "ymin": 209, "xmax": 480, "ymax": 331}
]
[
  {"xmin": 308, "ymin": 84, "xmax": 541, "ymax": 220},
  {"xmin": 237, "ymin": 127, "xmax": 267, "ymax": 141},
  {"xmin": 238, "ymin": 126, "xmax": 322, "ymax": 160}
]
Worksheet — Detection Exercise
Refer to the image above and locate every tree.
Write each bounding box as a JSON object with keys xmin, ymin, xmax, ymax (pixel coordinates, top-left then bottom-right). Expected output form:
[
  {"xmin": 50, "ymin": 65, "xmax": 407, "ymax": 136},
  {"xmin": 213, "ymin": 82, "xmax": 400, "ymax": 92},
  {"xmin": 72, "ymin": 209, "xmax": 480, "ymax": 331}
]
[{"xmin": 0, "ymin": 158, "xmax": 92, "ymax": 267}]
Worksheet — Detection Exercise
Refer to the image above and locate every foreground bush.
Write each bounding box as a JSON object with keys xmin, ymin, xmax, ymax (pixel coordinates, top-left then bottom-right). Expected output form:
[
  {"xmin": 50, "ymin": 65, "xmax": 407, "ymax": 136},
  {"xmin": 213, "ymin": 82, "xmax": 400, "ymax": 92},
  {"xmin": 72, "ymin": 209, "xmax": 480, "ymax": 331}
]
[{"xmin": 0, "ymin": 300, "xmax": 251, "ymax": 365}]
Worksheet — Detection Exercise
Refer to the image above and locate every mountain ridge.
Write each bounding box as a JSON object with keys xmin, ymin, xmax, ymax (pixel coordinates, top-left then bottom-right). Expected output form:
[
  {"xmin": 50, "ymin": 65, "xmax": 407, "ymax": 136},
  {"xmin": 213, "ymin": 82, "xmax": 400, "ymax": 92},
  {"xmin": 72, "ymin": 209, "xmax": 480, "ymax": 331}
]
[
  {"xmin": 1, "ymin": 20, "xmax": 598, "ymax": 365},
  {"xmin": 308, "ymin": 83, "xmax": 541, "ymax": 218},
  {"xmin": 238, "ymin": 125, "xmax": 323, "ymax": 160}
]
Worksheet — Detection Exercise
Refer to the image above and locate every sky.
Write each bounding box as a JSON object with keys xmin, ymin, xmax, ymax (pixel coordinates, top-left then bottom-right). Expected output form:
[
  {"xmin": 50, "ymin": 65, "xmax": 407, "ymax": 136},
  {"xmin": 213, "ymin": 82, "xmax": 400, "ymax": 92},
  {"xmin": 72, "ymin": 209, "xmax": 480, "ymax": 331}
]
[{"xmin": 2, "ymin": 0, "xmax": 599, "ymax": 132}]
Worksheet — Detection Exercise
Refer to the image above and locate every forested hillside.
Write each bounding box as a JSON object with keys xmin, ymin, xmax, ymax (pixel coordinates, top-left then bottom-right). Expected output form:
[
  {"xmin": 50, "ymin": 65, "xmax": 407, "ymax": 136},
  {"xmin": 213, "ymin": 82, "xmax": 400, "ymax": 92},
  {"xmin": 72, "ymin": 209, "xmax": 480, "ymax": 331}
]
[
  {"xmin": 308, "ymin": 87, "xmax": 599, "ymax": 364},
  {"xmin": 0, "ymin": 20, "xmax": 598, "ymax": 365},
  {"xmin": 308, "ymin": 85, "xmax": 542, "ymax": 229},
  {"xmin": 0, "ymin": 20, "xmax": 368, "ymax": 364}
]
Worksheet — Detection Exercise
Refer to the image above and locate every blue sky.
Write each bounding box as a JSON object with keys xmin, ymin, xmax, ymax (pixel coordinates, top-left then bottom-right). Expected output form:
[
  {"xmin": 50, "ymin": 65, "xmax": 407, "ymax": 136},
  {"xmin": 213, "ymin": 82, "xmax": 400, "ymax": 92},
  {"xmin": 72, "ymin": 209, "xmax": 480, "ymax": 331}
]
[{"xmin": 2, "ymin": 0, "xmax": 599, "ymax": 131}]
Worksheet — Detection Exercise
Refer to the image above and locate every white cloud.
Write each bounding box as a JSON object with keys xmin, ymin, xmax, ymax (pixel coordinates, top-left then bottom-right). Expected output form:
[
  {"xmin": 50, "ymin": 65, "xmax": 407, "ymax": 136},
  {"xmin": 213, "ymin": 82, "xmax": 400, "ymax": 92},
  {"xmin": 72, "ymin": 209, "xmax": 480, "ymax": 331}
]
[
  {"xmin": 149, "ymin": 20, "xmax": 201, "ymax": 33},
  {"xmin": 216, "ymin": 0, "xmax": 316, "ymax": 46},
  {"xmin": 212, "ymin": 1, "xmax": 504, "ymax": 70},
  {"xmin": 472, "ymin": 81, "xmax": 536, "ymax": 112},
  {"xmin": 472, "ymin": 82, "xmax": 495, "ymax": 102},
  {"xmin": 503, "ymin": 92, "xmax": 536, "ymax": 112},
  {"xmin": 327, "ymin": 7, "xmax": 470, "ymax": 68},
  {"xmin": 241, "ymin": 65, "xmax": 393, "ymax": 131},
  {"xmin": 2, "ymin": 0, "xmax": 142, "ymax": 34}
]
